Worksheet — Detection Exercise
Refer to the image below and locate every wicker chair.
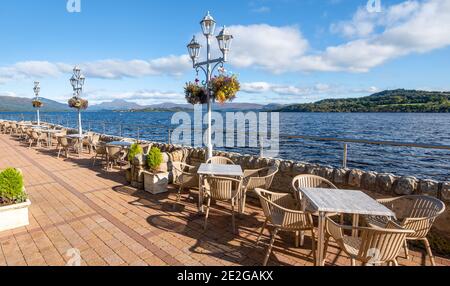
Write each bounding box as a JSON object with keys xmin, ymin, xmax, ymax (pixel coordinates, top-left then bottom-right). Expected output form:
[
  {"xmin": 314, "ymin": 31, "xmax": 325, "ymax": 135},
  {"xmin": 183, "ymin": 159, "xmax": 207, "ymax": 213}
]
[
  {"xmin": 29, "ymin": 131, "xmax": 47, "ymax": 148},
  {"xmin": 206, "ymin": 156, "xmax": 235, "ymax": 165},
  {"xmin": 57, "ymin": 136, "xmax": 71, "ymax": 158},
  {"xmin": 364, "ymin": 195, "xmax": 446, "ymax": 266},
  {"xmin": 172, "ymin": 162, "xmax": 199, "ymax": 202},
  {"xmin": 325, "ymin": 217, "xmax": 414, "ymax": 266},
  {"xmin": 254, "ymin": 188, "xmax": 316, "ymax": 266},
  {"xmin": 203, "ymin": 176, "xmax": 242, "ymax": 233},
  {"xmin": 241, "ymin": 165, "xmax": 279, "ymax": 213},
  {"xmin": 92, "ymin": 142, "xmax": 107, "ymax": 167},
  {"xmin": 106, "ymin": 146, "xmax": 125, "ymax": 171}
]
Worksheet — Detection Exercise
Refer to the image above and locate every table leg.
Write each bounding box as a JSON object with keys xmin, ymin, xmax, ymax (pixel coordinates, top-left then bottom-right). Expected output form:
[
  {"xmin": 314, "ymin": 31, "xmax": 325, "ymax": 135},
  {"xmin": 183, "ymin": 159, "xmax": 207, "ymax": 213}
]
[
  {"xmin": 317, "ymin": 211, "xmax": 326, "ymax": 266},
  {"xmin": 352, "ymin": 214, "xmax": 360, "ymax": 237},
  {"xmin": 198, "ymin": 174, "xmax": 204, "ymax": 213}
]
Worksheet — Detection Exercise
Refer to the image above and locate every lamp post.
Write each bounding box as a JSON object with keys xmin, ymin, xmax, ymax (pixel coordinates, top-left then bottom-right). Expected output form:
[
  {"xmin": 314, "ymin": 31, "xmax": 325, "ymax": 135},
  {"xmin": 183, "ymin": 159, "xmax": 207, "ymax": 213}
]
[
  {"xmin": 33, "ymin": 81, "xmax": 41, "ymax": 126},
  {"xmin": 187, "ymin": 11, "xmax": 234, "ymax": 159},
  {"xmin": 70, "ymin": 66, "xmax": 86, "ymax": 136}
]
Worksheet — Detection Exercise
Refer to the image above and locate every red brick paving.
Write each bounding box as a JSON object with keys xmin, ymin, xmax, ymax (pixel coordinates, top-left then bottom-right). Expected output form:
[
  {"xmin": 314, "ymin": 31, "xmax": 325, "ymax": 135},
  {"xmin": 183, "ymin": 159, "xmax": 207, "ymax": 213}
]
[{"xmin": 0, "ymin": 133, "xmax": 448, "ymax": 266}]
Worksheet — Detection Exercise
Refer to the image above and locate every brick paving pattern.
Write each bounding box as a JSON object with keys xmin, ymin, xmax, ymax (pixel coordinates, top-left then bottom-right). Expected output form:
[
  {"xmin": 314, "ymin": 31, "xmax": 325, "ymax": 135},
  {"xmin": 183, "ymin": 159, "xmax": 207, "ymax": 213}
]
[{"xmin": 0, "ymin": 134, "xmax": 449, "ymax": 266}]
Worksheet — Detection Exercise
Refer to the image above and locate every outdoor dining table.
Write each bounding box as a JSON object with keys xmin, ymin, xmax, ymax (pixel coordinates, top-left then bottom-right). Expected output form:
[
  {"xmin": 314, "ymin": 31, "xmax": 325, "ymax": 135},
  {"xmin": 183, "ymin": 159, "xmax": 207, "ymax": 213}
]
[
  {"xmin": 197, "ymin": 163, "xmax": 244, "ymax": 213},
  {"xmin": 298, "ymin": 187, "xmax": 395, "ymax": 266}
]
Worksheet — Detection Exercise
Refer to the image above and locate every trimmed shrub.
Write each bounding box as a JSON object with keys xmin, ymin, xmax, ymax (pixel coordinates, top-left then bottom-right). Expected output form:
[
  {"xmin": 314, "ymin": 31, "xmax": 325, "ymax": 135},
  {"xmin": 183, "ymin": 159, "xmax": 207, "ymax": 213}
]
[
  {"xmin": 147, "ymin": 147, "xmax": 163, "ymax": 172},
  {"xmin": 0, "ymin": 168, "xmax": 26, "ymax": 205},
  {"xmin": 128, "ymin": 143, "xmax": 143, "ymax": 162}
]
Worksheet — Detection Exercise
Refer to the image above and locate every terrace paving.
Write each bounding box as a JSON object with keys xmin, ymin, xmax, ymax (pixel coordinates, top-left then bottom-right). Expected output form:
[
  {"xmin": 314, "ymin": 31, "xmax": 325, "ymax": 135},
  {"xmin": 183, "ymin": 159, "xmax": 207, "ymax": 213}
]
[{"xmin": 0, "ymin": 133, "xmax": 449, "ymax": 266}]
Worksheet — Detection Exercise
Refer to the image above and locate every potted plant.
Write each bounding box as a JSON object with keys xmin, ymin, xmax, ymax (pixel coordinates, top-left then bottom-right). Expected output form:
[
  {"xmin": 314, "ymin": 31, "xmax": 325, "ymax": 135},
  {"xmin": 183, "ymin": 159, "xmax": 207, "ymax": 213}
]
[
  {"xmin": 143, "ymin": 147, "xmax": 169, "ymax": 194},
  {"xmin": 125, "ymin": 143, "xmax": 143, "ymax": 183},
  {"xmin": 210, "ymin": 74, "xmax": 240, "ymax": 104},
  {"xmin": 0, "ymin": 168, "xmax": 31, "ymax": 232},
  {"xmin": 68, "ymin": 97, "xmax": 89, "ymax": 110},
  {"xmin": 184, "ymin": 82, "xmax": 208, "ymax": 105},
  {"xmin": 32, "ymin": 99, "xmax": 44, "ymax": 108}
]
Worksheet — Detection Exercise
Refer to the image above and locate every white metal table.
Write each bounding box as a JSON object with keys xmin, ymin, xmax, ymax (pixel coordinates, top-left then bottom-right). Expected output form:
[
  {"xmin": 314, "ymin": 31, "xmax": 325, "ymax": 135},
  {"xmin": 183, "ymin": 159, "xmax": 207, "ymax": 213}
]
[
  {"xmin": 197, "ymin": 164, "xmax": 244, "ymax": 213},
  {"xmin": 299, "ymin": 187, "xmax": 395, "ymax": 266}
]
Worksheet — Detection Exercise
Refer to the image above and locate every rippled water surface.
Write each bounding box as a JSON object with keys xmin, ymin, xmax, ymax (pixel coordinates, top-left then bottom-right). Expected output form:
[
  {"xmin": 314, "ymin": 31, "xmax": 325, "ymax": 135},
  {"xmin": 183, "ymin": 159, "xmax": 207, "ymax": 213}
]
[{"xmin": 1, "ymin": 112, "xmax": 449, "ymax": 181}]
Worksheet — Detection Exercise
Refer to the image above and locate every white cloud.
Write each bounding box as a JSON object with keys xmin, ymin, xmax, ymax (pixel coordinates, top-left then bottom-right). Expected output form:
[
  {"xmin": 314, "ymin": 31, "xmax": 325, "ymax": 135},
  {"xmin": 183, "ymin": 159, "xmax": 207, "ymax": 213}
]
[
  {"xmin": 227, "ymin": 24, "xmax": 309, "ymax": 73},
  {"xmin": 241, "ymin": 81, "xmax": 378, "ymax": 99},
  {"xmin": 0, "ymin": 55, "xmax": 191, "ymax": 84}
]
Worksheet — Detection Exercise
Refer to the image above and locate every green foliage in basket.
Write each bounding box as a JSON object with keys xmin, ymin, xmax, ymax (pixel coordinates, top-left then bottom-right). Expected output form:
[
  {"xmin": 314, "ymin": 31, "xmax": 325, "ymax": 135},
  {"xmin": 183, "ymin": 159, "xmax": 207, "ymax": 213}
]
[
  {"xmin": 128, "ymin": 143, "xmax": 143, "ymax": 162},
  {"xmin": 147, "ymin": 147, "xmax": 163, "ymax": 172}
]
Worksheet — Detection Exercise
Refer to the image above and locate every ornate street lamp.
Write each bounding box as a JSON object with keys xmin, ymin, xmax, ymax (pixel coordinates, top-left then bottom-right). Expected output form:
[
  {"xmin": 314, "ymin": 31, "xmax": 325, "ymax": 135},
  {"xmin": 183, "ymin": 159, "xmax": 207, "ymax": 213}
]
[
  {"xmin": 187, "ymin": 12, "xmax": 234, "ymax": 159},
  {"xmin": 69, "ymin": 66, "xmax": 86, "ymax": 136},
  {"xmin": 33, "ymin": 81, "xmax": 41, "ymax": 126}
]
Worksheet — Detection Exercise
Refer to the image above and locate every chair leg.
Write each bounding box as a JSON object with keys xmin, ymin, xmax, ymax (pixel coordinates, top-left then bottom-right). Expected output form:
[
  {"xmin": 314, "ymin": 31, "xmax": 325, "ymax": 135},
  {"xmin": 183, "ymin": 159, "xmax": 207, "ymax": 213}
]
[
  {"xmin": 324, "ymin": 236, "xmax": 330, "ymax": 263},
  {"xmin": 351, "ymin": 259, "xmax": 356, "ymax": 267},
  {"xmin": 423, "ymin": 238, "xmax": 436, "ymax": 266},
  {"xmin": 177, "ymin": 186, "xmax": 183, "ymax": 202},
  {"xmin": 203, "ymin": 197, "xmax": 211, "ymax": 231},
  {"xmin": 263, "ymin": 228, "xmax": 278, "ymax": 266},
  {"xmin": 300, "ymin": 231, "xmax": 305, "ymax": 247},
  {"xmin": 241, "ymin": 191, "xmax": 247, "ymax": 214},
  {"xmin": 295, "ymin": 231, "xmax": 299, "ymax": 248},
  {"xmin": 393, "ymin": 259, "xmax": 399, "ymax": 266},
  {"xmin": 403, "ymin": 240, "xmax": 410, "ymax": 260},
  {"xmin": 256, "ymin": 219, "xmax": 268, "ymax": 246},
  {"xmin": 231, "ymin": 198, "xmax": 236, "ymax": 234}
]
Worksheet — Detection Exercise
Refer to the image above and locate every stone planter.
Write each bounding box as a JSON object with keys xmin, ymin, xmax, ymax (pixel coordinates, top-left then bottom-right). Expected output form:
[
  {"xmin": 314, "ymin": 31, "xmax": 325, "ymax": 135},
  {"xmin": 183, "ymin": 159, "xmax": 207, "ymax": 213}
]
[
  {"xmin": 143, "ymin": 171, "xmax": 169, "ymax": 195},
  {"xmin": 0, "ymin": 200, "xmax": 31, "ymax": 232}
]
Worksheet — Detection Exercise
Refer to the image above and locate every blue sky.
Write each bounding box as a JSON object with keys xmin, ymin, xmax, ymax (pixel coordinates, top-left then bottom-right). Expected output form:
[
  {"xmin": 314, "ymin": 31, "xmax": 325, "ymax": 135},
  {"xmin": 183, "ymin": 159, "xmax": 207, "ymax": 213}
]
[{"xmin": 0, "ymin": 0, "xmax": 449, "ymax": 105}]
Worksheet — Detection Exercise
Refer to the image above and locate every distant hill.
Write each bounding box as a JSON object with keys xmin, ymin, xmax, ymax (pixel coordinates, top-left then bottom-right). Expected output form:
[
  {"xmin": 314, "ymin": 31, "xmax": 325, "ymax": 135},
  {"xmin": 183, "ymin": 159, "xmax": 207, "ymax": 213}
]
[
  {"xmin": 90, "ymin": 99, "xmax": 144, "ymax": 111},
  {"xmin": 0, "ymin": 96, "xmax": 70, "ymax": 112},
  {"xmin": 277, "ymin": 89, "xmax": 450, "ymax": 113}
]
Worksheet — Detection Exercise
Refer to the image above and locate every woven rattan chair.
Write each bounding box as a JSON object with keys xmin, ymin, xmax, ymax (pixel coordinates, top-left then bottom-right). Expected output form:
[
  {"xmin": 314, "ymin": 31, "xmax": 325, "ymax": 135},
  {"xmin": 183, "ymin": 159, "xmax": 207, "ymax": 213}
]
[
  {"xmin": 172, "ymin": 162, "xmax": 199, "ymax": 202},
  {"xmin": 324, "ymin": 217, "xmax": 414, "ymax": 266},
  {"xmin": 203, "ymin": 176, "xmax": 242, "ymax": 233},
  {"xmin": 57, "ymin": 136, "xmax": 71, "ymax": 158},
  {"xmin": 106, "ymin": 146, "xmax": 125, "ymax": 171},
  {"xmin": 241, "ymin": 165, "xmax": 279, "ymax": 213},
  {"xmin": 254, "ymin": 188, "xmax": 316, "ymax": 266},
  {"xmin": 364, "ymin": 195, "xmax": 446, "ymax": 266},
  {"xmin": 206, "ymin": 156, "xmax": 235, "ymax": 165},
  {"xmin": 29, "ymin": 131, "xmax": 47, "ymax": 148},
  {"xmin": 92, "ymin": 142, "xmax": 107, "ymax": 167}
]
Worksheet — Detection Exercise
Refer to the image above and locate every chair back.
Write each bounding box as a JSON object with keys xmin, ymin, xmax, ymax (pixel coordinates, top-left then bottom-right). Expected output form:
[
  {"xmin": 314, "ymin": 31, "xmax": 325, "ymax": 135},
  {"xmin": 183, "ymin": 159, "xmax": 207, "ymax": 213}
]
[
  {"xmin": 205, "ymin": 176, "xmax": 241, "ymax": 201},
  {"xmin": 292, "ymin": 174, "xmax": 337, "ymax": 200},
  {"xmin": 206, "ymin": 156, "xmax": 234, "ymax": 165},
  {"xmin": 245, "ymin": 165, "xmax": 279, "ymax": 191},
  {"xmin": 255, "ymin": 188, "xmax": 312, "ymax": 230},
  {"xmin": 358, "ymin": 222, "xmax": 413, "ymax": 264},
  {"xmin": 380, "ymin": 195, "xmax": 446, "ymax": 239},
  {"xmin": 107, "ymin": 146, "xmax": 123, "ymax": 159},
  {"xmin": 58, "ymin": 136, "xmax": 69, "ymax": 147},
  {"xmin": 326, "ymin": 218, "xmax": 413, "ymax": 264}
]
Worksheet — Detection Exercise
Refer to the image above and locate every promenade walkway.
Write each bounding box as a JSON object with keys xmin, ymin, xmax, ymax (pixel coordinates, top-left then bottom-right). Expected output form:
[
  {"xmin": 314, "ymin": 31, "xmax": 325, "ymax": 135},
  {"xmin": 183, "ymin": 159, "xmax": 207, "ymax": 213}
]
[{"xmin": 0, "ymin": 134, "xmax": 448, "ymax": 266}]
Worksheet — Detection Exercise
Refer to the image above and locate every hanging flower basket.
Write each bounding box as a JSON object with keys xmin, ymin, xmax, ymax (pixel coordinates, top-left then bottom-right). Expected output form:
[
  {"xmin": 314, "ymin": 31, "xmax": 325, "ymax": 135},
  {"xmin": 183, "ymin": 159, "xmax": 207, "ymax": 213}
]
[
  {"xmin": 32, "ymin": 100, "xmax": 43, "ymax": 108},
  {"xmin": 184, "ymin": 82, "xmax": 208, "ymax": 105},
  {"xmin": 68, "ymin": 97, "xmax": 89, "ymax": 110},
  {"xmin": 210, "ymin": 75, "xmax": 240, "ymax": 104}
]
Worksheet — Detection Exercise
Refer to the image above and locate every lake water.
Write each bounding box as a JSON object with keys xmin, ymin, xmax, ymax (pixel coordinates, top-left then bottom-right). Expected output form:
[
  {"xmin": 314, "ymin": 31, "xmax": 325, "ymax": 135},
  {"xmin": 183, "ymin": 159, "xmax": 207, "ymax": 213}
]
[{"xmin": 1, "ymin": 111, "xmax": 449, "ymax": 181}]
